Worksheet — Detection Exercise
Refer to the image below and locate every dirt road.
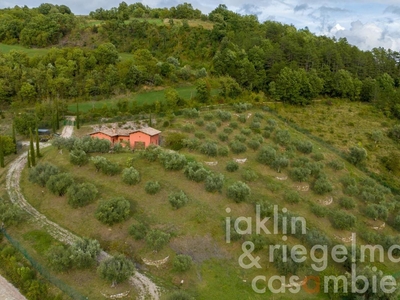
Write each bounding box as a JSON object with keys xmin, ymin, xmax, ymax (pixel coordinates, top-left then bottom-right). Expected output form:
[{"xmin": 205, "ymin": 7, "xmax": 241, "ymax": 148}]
[{"xmin": 6, "ymin": 120, "xmax": 160, "ymax": 299}]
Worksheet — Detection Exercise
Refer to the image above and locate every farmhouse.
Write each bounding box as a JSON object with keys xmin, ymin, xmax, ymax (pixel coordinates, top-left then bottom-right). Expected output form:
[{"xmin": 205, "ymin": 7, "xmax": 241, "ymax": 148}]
[{"xmin": 89, "ymin": 126, "xmax": 161, "ymax": 149}]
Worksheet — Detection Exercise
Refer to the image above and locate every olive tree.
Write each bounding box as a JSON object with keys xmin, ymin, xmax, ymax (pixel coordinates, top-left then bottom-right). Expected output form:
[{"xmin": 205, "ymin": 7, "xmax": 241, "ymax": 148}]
[
  {"xmin": 95, "ymin": 197, "xmax": 131, "ymax": 225},
  {"xmin": 67, "ymin": 182, "xmax": 98, "ymax": 208},
  {"xmin": 226, "ymin": 181, "xmax": 251, "ymax": 203},
  {"xmin": 98, "ymin": 254, "xmax": 135, "ymax": 286}
]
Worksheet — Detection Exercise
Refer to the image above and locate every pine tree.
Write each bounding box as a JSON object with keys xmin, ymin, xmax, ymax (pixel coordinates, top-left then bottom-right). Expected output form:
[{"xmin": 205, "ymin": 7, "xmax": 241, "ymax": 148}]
[
  {"xmin": 0, "ymin": 138, "xmax": 4, "ymax": 168},
  {"xmin": 29, "ymin": 129, "xmax": 36, "ymax": 167},
  {"xmin": 12, "ymin": 122, "xmax": 17, "ymax": 154},
  {"xmin": 76, "ymin": 102, "xmax": 80, "ymax": 129},
  {"xmin": 27, "ymin": 149, "xmax": 31, "ymax": 168}
]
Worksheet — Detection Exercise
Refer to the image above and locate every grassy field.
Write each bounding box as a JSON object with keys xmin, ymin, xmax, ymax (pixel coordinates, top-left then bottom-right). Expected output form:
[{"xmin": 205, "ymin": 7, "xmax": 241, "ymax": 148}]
[
  {"xmin": 0, "ymin": 43, "xmax": 50, "ymax": 57},
  {"xmin": 14, "ymin": 104, "xmax": 400, "ymax": 299}
]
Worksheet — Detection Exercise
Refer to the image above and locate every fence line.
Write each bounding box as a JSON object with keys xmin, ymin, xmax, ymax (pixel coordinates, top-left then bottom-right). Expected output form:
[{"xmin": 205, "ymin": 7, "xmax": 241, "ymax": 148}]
[{"xmin": 1, "ymin": 229, "xmax": 87, "ymax": 300}]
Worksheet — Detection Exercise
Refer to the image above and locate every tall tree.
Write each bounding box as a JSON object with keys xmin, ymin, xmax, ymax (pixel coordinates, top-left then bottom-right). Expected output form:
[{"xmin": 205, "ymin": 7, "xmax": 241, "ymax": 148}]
[
  {"xmin": 29, "ymin": 128, "xmax": 36, "ymax": 167},
  {"xmin": 76, "ymin": 102, "xmax": 80, "ymax": 130},
  {"xmin": 27, "ymin": 149, "xmax": 31, "ymax": 168},
  {"xmin": 0, "ymin": 138, "xmax": 4, "ymax": 168},
  {"xmin": 12, "ymin": 122, "xmax": 17, "ymax": 154},
  {"xmin": 35, "ymin": 125, "xmax": 41, "ymax": 158}
]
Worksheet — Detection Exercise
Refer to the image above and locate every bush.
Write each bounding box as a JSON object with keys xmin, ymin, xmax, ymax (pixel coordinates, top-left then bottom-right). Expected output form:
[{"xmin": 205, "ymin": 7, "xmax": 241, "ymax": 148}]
[
  {"xmin": 165, "ymin": 132, "xmax": 187, "ymax": 151},
  {"xmin": 218, "ymin": 146, "xmax": 229, "ymax": 156},
  {"xmin": 94, "ymin": 158, "xmax": 121, "ymax": 176},
  {"xmin": 73, "ymin": 136, "xmax": 111, "ymax": 153},
  {"xmin": 330, "ymin": 211, "xmax": 356, "ymax": 230},
  {"xmin": 388, "ymin": 124, "xmax": 400, "ymax": 142},
  {"xmin": 98, "ymin": 254, "xmax": 134, "ymax": 285},
  {"xmin": 195, "ymin": 119, "xmax": 204, "ymax": 127},
  {"xmin": 141, "ymin": 144, "xmax": 162, "ymax": 162},
  {"xmin": 70, "ymin": 238, "xmax": 101, "ymax": 269},
  {"xmin": 296, "ymin": 141, "xmax": 313, "ymax": 154},
  {"xmin": 312, "ymin": 152, "xmax": 324, "ymax": 161},
  {"xmin": 363, "ymin": 204, "xmax": 388, "ymax": 221},
  {"xmin": 173, "ymin": 254, "xmax": 192, "ymax": 272},
  {"xmin": 274, "ymin": 129, "xmax": 291, "ymax": 146},
  {"xmin": 393, "ymin": 215, "xmax": 400, "ymax": 231},
  {"xmin": 247, "ymin": 139, "xmax": 261, "ymax": 151},
  {"xmin": 129, "ymin": 222, "xmax": 148, "ymax": 240},
  {"xmin": 194, "ymin": 131, "xmax": 205, "ymax": 139},
  {"xmin": 145, "ymin": 229, "xmax": 170, "ymax": 251},
  {"xmin": 234, "ymin": 134, "xmax": 246, "ymax": 142},
  {"xmin": 46, "ymin": 245, "xmax": 72, "ymax": 272},
  {"xmin": 339, "ymin": 197, "xmax": 356, "ymax": 210},
  {"xmin": 122, "ymin": 167, "xmax": 140, "ymax": 185},
  {"xmin": 241, "ymin": 169, "xmax": 258, "ymax": 182},
  {"xmin": 226, "ymin": 161, "xmax": 239, "ymax": 172},
  {"xmin": 223, "ymin": 127, "xmax": 233, "ymax": 134},
  {"xmin": 145, "ymin": 181, "xmax": 161, "ymax": 194},
  {"xmin": 29, "ymin": 163, "xmax": 59, "ymax": 187},
  {"xmin": 69, "ymin": 149, "xmax": 89, "ymax": 166},
  {"xmin": 227, "ymin": 181, "xmax": 251, "ymax": 203},
  {"xmin": 205, "ymin": 173, "xmax": 224, "ymax": 193},
  {"xmin": 158, "ymin": 151, "xmax": 187, "ymax": 170},
  {"xmin": 257, "ymin": 146, "xmax": 276, "ymax": 165},
  {"xmin": 238, "ymin": 115, "xmax": 247, "ymax": 123},
  {"xmin": 348, "ymin": 146, "xmax": 367, "ymax": 166},
  {"xmin": 205, "ymin": 122, "xmax": 217, "ymax": 133},
  {"xmin": 183, "ymin": 138, "xmax": 201, "ymax": 151},
  {"xmin": 203, "ymin": 113, "xmax": 214, "ymax": 121},
  {"xmin": 46, "ymin": 173, "xmax": 74, "ymax": 196},
  {"xmin": 95, "ymin": 197, "xmax": 131, "ymax": 225},
  {"xmin": 218, "ymin": 133, "xmax": 228, "ymax": 142},
  {"xmin": 328, "ymin": 160, "xmax": 345, "ymax": 171},
  {"xmin": 284, "ymin": 190, "xmax": 301, "ymax": 204},
  {"xmin": 229, "ymin": 141, "xmax": 247, "ymax": 154},
  {"xmin": 229, "ymin": 121, "xmax": 238, "ymax": 129},
  {"xmin": 344, "ymin": 185, "xmax": 359, "ymax": 196},
  {"xmin": 289, "ymin": 167, "xmax": 311, "ymax": 182},
  {"xmin": 168, "ymin": 190, "xmax": 189, "ymax": 209},
  {"xmin": 233, "ymin": 102, "xmax": 251, "ymax": 113},
  {"xmin": 271, "ymin": 156, "xmax": 289, "ymax": 173},
  {"xmin": 184, "ymin": 161, "xmax": 209, "ymax": 182},
  {"xmin": 67, "ymin": 182, "xmax": 98, "ymax": 208},
  {"xmin": 216, "ymin": 110, "xmax": 231, "ymax": 121},
  {"xmin": 182, "ymin": 124, "xmax": 195, "ymax": 133},
  {"xmin": 262, "ymin": 130, "xmax": 272, "ymax": 139},
  {"xmin": 312, "ymin": 177, "xmax": 333, "ymax": 195},
  {"xmin": 182, "ymin": 108, "xmax": 199, "ymax": 118},
  {"xmin": 240, "ymin": 128, "xmax": 252, "ymax": 135},
  {"xmin": 200, "ymin": 141, "xmax": 218, "ymax": 157},
  {"xmin": 310, "ymin": 204, "xmax": 328, "ymax": 217}
]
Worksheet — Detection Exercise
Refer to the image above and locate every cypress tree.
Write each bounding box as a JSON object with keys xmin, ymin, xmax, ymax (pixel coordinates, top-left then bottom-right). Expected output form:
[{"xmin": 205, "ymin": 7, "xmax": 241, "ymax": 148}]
[
  {"xmin": 0, "ymin": 138, "xmax": 4, "ymax": 168},
  {"xmin": 55, "ymin": 98, "xmax": 60, "ymax": 130},
  {"xmin": 35, "ymin": 126, "xmax": 41, "ymax": 158},
  {"xmin": 27, "ymin": 149, "xmax": 31, "ymax": 168},
  {"xmin": 12, "ymin": 122, "xmax": 17, "ymax": 154},
  {"xmin": 76, "ymin": 102, "xmax": 80, "ymax": 129},
  {"xmin": 149, "ymin": 113, "xmax": 152, "ymax": 127},
  {"xmin": 29, "ymin": 129, "xmax": 36, "ymax": 167}
]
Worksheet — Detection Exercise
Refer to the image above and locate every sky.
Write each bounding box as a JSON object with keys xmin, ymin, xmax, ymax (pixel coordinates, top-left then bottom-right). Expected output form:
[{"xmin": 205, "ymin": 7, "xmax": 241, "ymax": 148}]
[{"xmin": 1, "ymin": 0, "xmax": 400, "ymax": 52}]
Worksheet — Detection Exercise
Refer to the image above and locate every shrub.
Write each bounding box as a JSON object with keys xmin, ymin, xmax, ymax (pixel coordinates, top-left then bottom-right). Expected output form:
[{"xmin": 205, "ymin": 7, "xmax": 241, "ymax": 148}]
[
  {"xmin": 218, "ymin": 146, "xmax": 229, "ymax": 156},
  {"xmin": 262, "ymin": 130, "xmax": 272, "ymax": 139},
  {"xmin": 284, "ymin": 190, "xmax": 301, "ymax": 204},
  {"xmin": 363, "ymin": 204, "xmax": 388, "ymax": 221},
  {"xmin": 257, "ymin": 146, "xmax": 276, "ymax": 165},
  {"xmin": 46, "ymin": 245, "xmax": 72, "ymax": 272},
  {"xmin": 200, "ymin": 141, "xmax": 218, "ymax": 157},
  {"xmin": 305, "ymin": 161, "xmax": 324, "ymax": 177},
  {"xmin": 97, "ymin": 159, "xmax": 121, "ymax": 176},
  {"xmin": 205, "ymin": 173, "xmax": 224, "ymax": 193},
  {"xmin": 129, "ymin": 223, "xmax": 148, "ymax": 240},
  {"xmin": 241, "ymin": 169, "xmax": 258, "ymax": 182},
  {"xmin": 46, "ymin": 173, "xmax": 74, "ymax": 196},
  {"xmin": 226, "ymin": 161, "xmax": 239, "ymax": 172},
  {"xmin": 227, "ymin": 181, "xmax": 251, "ymax": 203},
  {"xmin": 312, "ymin": 177, "xmax": 333, "ymax": 195},
  {"xmin": 310, "ymin": 204, "xmax": 328, "ymax": 217},
  {"xmin": 29, "ymin": 163, "xmax": 59, "ymax": 187},
  {"xmin": 165, "ymin": 132, "xmax": 187, "ymax": 151},
  {"xmin": 122, "ymin": 167, "xmax": 140, "ymax": 185},
  {"xmin": 289, "ymin": 167, "xmax": 311, "ymax": 182},
  {"xmin": 70, "ymin": 238, "xmax": 101, "ymax": 269},
  {"xmin": 296, "ymin": 141, "xmax": 313, "ymax": 154},
  {"xmin": 223, "ymin": 127, "xmax": 233, "ymax": 134},
  {"xmin": 95, "ymin": 197, "xmax": 131, "ymax": 225},
  {"xmin": 173, "ymin": 254, "xmax": 192, "ymax": 272},
  {"xmin": 168, "ymin": 190, "xmax": 189, "ymax": 209},
  {"xmin": 218, "ymin": 133, "xmax": 228, "ymax": 142},
  {"xmin": 184, "ymin": 161, "xmax": 209, "ymax": 182},
  {"xmin": 344, "ymin": 185, "xmax": 359, "ymax": 196},
  {"xmin": 194, "ymin": 131, "xmax": 205, "ymax": 139},
  {"xmin": 195, "ymin": 119, "xmax": 204, "ymax": 127},
  {"xmin": 141, "ymin": 144, "xmax": 162, "ymax": 162},
  {"xmin": 203, "ymin": 113, "xmax": 214, "ymax": 121},
  {"xmin": 312, "ymin": 152, "xmax": 324, "ymax": 161},
  {"xmin": 238, "ymin": 115, "xmax": 246, "ymax": 123},
  {"xmin": 67, "ymin": 182, "xmax": 98, "ymax": 208},
  {"xmin": 145, "ymin": 181, "xmax": 161, "ymax": 194},
  {"xmin": 69, "ymin": 149, "xmax": 89, "ymax": 166},
  {"xmin": 205, "ymin": 122, "xmax": 217, "ymax": 133},
  {"xmin": 388, "ymin": 124, "xmax": 400, "ymax": 142},
  {"xmin": 339, "ymin": 197, "xmax": 356, "ymax": 210},
  {"xmin": 250, "ymin": 121, "xmax": 261, "ymax": 131},
  {"xmin": 216, "ymin": 110, "xmax": 231, "ymax": 121},
  {"xmin": 271, "ymin": 156, "xmax": 289, "ymax": 173},
  {"xmin": 240, "ymin": 128, "xmax": 252, "ymax": 135},
  {"xmin": 229, "ymin": 141, "xmax": 247, "ymax": 154},
  {"xmin": 73, "ymin": 136, "xmax": 111, "ymax": 153},
  {"xmin": 247, "ymin": 139, "xmax": 261, "ymax": 151},
  {"xmin": 98, "ymin": 254, "xmax": 134, "ymax": 285},
  {"xmin": 234, "ymin": 134, "xmax": 246, "ymax": 142},
  {"xmin": 229, "ymin": 121, "xmax": 238, "ymax": 129},
  {"xmin": 348, "ymin": 146, "xmax": 367, "ymax": 166},
  {"xmin": 328, "ymin": 160, "xmax": 345, "ymax": 171},
  {"xmin": 233, "ymin": 102, "xmax": 251, "ymax": 113},
  {"xmin": 393, "ymin": 215, "xmax": 400, "ymax": 231},
  {"xmin": 182, "ymin": 108, "xmax": 199, "ymax": 118},
  {"xmin": 158, "ymin": 151, "xmax": 187, "ymax": 170},
  {"xmin": 330, "ymin": 211, "xmax": 356, "ymax": 230},
  {"xmin": 274, "ymin": 129, "xmax": 291, "ymax": 146},
  {"xmin": 145, "ymin": 229, "xmax": 170, "ymax": 251},
  {"xmin": 246, "ymin": 234, "xmax": 269, "ymax": 252},
  {"xmin": 182, "ymin": 124, "xmax": 195, "ymax": 133},
  {"xmin": 183, "ymin": 138, "xmax": 201, "ymax": 151}
]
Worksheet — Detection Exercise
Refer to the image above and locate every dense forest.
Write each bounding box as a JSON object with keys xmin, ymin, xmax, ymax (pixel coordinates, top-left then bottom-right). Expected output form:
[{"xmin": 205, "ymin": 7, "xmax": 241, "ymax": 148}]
[{"xmin": 0, "ymin": 2, "xmax": 399, "ymax": 119}]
